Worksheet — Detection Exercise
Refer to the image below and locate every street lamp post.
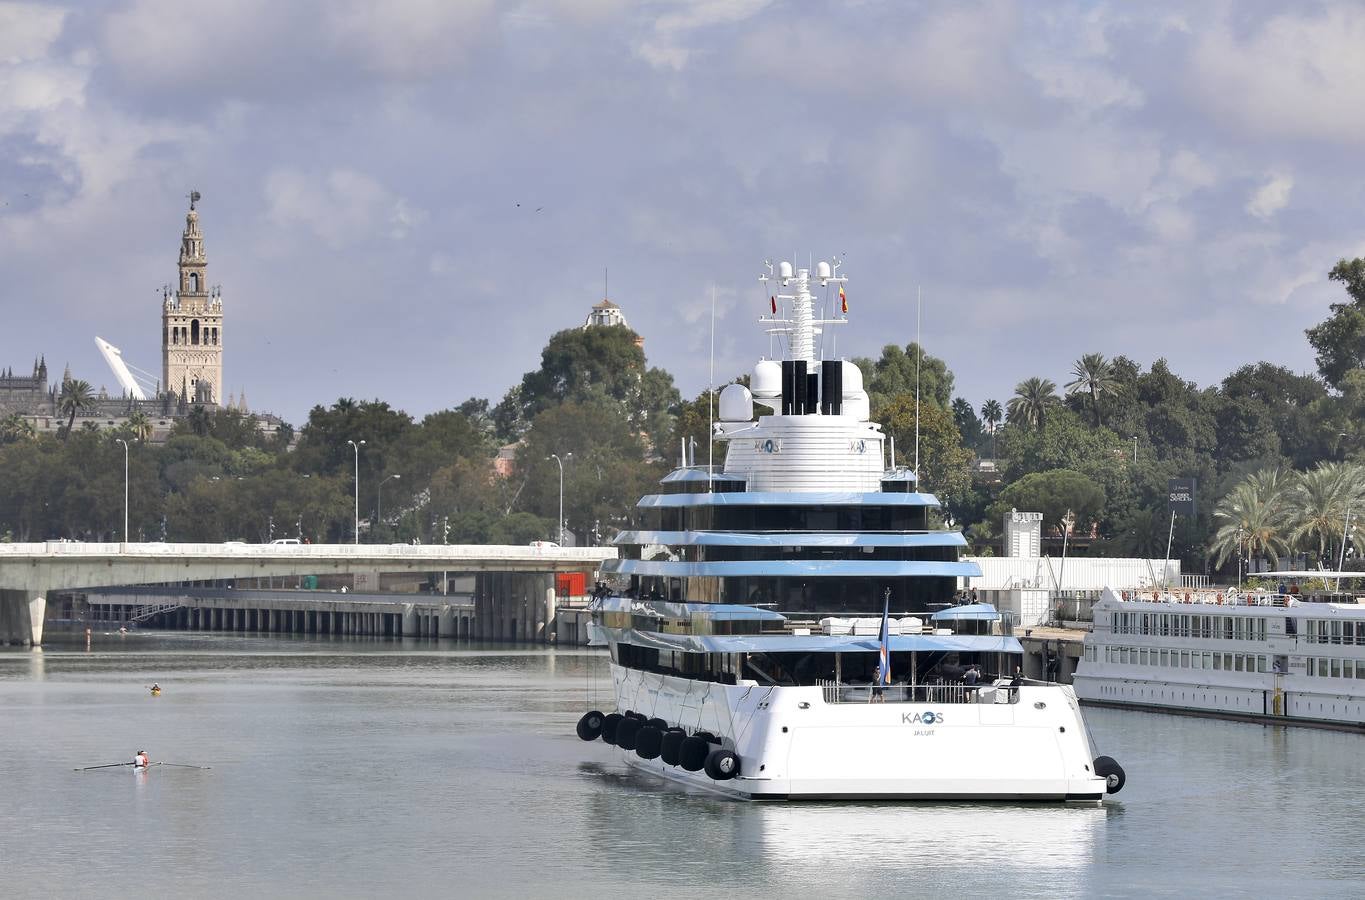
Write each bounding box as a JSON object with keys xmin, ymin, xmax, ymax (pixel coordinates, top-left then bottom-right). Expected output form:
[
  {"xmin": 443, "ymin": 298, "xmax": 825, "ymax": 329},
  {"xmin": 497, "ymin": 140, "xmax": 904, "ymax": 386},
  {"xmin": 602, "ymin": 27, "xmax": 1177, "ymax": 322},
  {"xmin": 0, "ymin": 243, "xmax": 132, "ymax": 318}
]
[
  {"xmin": 377, "ymin": 474, "xmax": 401, "ymax": 542},
  {"xmin": 116, "ymin": 438, "xmax": 129, "ymax": 542},
  {"xmin": 1058, "ymin": 509, "xmax": 1076, "ymax": 599},
  {"xmin": 548, "ymin": 452, "xmax": 572, "ymax": 544},
  {"xmin": 347, "ymin": 439, "xmax": 366, "ymax": 544}
]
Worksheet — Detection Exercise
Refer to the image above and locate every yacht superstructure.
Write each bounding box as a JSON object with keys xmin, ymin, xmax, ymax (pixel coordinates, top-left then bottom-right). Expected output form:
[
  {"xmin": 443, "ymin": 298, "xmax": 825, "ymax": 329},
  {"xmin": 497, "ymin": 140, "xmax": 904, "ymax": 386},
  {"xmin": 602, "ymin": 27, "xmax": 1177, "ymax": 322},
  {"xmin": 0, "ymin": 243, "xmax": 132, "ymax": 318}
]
[{"xmin": 576, "ymin": 259, "xmax": 1121, "ymax": 801}]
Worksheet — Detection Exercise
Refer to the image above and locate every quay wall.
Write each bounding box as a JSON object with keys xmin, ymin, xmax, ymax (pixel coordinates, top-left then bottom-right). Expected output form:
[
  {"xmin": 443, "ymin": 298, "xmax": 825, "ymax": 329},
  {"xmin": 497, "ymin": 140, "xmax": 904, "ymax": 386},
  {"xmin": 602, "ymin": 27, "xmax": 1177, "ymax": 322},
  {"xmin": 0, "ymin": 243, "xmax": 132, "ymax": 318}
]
[{"xmin": 71, "ymin": 570, "xmax": 563, "ymax": 643}]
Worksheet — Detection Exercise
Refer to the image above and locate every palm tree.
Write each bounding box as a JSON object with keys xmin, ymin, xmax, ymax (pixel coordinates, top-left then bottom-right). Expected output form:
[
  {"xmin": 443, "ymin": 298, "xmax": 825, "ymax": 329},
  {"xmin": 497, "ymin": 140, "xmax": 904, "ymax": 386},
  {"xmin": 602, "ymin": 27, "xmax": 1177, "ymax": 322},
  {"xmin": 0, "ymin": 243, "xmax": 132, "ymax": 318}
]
[
  {"xmin": 1065, "ymin": 353, "xmax": 1119, "ymax": 427},
  {"xmin": 126, "ymin": 411, "xmax": 153, "ymax": 442},
  {"xmin": 1210, "ymin": 467, "xmax": 1292, "ymax": 568},
  {"xmin": 1006, "ymin": 377, "xmax": 1060, "ymax": 430},
  {"xmin": 980, "ymin": 399, "xmax": 1002, "ymax": 458},
  {"xmin": 58, "ymin": 379, "xmax": 94, "ymax": 438},
  {"xmin": 0, "ymin": 413, "xmax": 35, "ymax": 444},
  {"xmin": 1288, "ymin": 462, "xmax": 1363, "ymax": 563}
]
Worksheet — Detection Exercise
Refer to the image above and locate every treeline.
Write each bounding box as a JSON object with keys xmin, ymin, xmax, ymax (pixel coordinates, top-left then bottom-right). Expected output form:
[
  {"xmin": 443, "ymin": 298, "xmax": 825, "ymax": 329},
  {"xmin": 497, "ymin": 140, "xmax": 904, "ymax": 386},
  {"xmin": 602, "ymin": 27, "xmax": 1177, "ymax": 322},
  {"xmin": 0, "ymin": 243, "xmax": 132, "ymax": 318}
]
[
  {"xmin": 2, "ymin": 258, "xmax": 1364, "ymax": 577},
  {"xmin": 0, "ymin": 326, "xmax": 676, "ymax": 546}
]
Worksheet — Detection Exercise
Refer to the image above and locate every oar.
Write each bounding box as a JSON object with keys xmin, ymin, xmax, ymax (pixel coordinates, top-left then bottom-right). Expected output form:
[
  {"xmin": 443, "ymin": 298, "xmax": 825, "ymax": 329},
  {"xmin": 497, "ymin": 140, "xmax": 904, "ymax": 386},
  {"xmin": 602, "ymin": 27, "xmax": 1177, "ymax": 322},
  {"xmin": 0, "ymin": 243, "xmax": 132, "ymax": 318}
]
[
  {"xmin": 74, "ymin": 762, "xmax": 136, "ymax": 771},
  {"xmin": 155, "ymin": 762, "xmax": 212, "ymax": 770}
]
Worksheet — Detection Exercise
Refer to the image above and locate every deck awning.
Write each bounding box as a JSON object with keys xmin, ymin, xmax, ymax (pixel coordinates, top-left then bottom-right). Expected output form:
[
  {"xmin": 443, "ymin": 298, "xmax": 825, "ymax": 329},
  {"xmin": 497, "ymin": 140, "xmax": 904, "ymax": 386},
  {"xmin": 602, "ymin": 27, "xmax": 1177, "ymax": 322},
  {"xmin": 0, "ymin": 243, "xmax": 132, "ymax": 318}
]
[{"xmin": 930, "ymin": 603, "xmax": 1001, "ymax": 621}]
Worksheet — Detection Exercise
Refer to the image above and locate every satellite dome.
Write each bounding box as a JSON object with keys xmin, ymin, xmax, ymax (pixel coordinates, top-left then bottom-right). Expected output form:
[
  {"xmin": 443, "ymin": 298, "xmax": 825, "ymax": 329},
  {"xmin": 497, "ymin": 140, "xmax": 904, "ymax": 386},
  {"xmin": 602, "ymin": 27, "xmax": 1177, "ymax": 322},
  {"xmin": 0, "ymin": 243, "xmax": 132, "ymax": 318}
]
[
  {"xmin": 843, "ymin": 390, "xmax": 871, "ymax": 421},
  {"xmin": 840, "ymin": 360, "xmax": 863, "ymax": 394},
  {"xmin": 751, "ymin": 360, "xmax": 781, "ymax": 399},
  {"xmin": 718, "ymin": 384, "xmax": 754, "ymax": 422}
]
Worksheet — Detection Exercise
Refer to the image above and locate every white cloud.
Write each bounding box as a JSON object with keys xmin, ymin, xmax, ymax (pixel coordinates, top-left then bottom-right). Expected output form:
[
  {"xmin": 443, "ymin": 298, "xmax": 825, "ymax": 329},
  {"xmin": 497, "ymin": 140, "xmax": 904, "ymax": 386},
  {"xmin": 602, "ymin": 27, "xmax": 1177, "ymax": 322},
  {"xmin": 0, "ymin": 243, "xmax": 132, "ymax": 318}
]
[
  {"xmin": 103, "ymin": 0, "xmax": 497, "ymax": 96},
  {"xmin": 1026, "ymin": 57, "xmax": 1144, "ymax": 116},
  {"xmin": 634, "ymin": 0, "xmax": 771, "ymax": 70},
  {"xmin": 326, "ymin": 0, "xmax": 497, "ymax": 77},
  {"xmin": 1189, "ymin": 5, "xmax": 1365, "ymax": 144},
  {"xmin": 0, "ymin": 2, "xmax": 66, "ymax": 64},
  {"xmin": 734, "ymin": 3, "xmax": 1025, "ymax": 114},
  {"xmin": 1164, "ymin": 149, "xmax": 1218, "ymax": 193},
  {"xmin": 263, "ymin": 168, "xmax": 423, "ymax": 248},
  {"xmin": 1246, "ymin": 173, "xmax": 1293, "ymax": 220}
]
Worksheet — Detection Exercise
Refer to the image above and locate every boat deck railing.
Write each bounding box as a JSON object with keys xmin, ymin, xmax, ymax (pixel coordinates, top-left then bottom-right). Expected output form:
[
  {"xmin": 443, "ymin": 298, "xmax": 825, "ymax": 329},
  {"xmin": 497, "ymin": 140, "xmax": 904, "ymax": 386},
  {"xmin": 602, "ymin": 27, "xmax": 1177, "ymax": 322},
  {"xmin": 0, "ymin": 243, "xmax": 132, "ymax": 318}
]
[
  {"xmin": 1117, "ymin": 589, "xmax": 1298, "ymax": 608},
  {"xmin": 816, "ymin": 679, "xmax": 1021, "ymax": 705}
]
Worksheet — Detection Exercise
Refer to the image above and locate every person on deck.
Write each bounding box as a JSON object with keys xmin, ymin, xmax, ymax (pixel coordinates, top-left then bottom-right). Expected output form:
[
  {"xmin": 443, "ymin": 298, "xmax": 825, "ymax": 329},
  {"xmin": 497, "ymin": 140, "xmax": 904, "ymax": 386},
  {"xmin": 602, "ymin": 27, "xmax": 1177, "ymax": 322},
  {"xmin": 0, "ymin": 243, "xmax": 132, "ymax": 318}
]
[
  {"xmin": 964, "ymin": 665, "xmax": 980, "ymax": 686},
  {"xmin": 134, "ymin": 750, "xmax": 150, "ymax": 768}
]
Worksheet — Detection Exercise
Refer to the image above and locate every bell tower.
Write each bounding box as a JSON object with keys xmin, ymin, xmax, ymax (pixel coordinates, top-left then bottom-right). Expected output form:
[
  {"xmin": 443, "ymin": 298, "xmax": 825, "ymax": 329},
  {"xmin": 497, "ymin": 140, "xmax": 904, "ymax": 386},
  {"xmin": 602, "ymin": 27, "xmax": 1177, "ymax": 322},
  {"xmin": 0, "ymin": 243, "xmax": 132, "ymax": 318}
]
[{"xmin": 161, "ymin": 190, "xmax": 223, "ymax": 404}]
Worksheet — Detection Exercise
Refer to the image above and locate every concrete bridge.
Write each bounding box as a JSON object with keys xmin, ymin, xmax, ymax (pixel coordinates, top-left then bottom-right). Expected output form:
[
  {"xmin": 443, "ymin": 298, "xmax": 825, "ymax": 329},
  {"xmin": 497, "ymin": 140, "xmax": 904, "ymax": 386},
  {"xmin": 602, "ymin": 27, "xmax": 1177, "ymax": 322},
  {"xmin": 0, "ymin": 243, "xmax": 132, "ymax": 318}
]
[{"xmin": 0, "ymin": 542, "xmax": 615, "ymax": 646}]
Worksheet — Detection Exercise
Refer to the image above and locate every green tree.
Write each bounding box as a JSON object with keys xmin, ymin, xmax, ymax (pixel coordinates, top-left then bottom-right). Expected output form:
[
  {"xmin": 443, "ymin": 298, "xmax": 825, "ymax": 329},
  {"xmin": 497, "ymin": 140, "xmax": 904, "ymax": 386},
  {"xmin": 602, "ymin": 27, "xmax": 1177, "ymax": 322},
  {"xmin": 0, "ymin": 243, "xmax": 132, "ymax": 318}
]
[
  {"xmin": 1209, "ymin": 467, "xmax": 1292, "ymax": 568},
  {"xmin": 58, "ymin": 379, "xmax": 94, "ymax": 437},
  {"xmin": 1108, "ymin": 506, "xmax": 1169, "ymax": 559},
  {"xmin": 1006, "ymin": 377, "xmax": 1060, "ymax": 430},
  {"xmin": 980, "ymin": 399, "xmax": 1002, "ymax": 458},
  {"xmin": 126, "ymin": 411, "xmax": 153, "ymax": 442},
  {"xmin": 0, "ymin": 414, "xmax": 35, "ymax": 444},
  {"xmin": 878, "ymin": 395, "xmax": 973, "ymax": 514},
  {"xmin": 1288, "ymin": 462, "xmax": 1363, "ymax": 563},
  {"xmin": 512, "ymin": 326, "xmax": 679, "ymax": 448},
  {"xmin": 1065, "ymin": 353, "xmax": 1119, "ymax": 427},
  {"xmin": 1305, "ymin": 258, "xmax": 1365, "ymax": 388},
  {"xmin": 995, "ymin": 469, "xmax": 1105, "ymax": 538},
  {"xmin": 517, "ymin": 400, "xmax": 663, "ymax": 544},
  {"xmin": 951, "ymin": 397, "xmax": 982, "ymax": 451},
  {"xmin": 1219, "ymin": 363, "xmax": 1327, "ymax": 468},
  {"xmin": 853, "ymin": 343, "xmax": 954, "ymax": 411}
]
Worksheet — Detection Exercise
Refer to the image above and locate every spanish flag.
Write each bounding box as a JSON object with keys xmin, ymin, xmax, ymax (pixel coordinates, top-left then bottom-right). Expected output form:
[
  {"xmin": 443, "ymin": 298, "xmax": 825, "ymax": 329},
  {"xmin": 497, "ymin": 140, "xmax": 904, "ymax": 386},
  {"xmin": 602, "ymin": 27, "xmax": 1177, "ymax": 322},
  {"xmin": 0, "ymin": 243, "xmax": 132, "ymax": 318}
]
[{"xmin": 839, "ymin": 285, "xmax": 847, "ymax": 314}]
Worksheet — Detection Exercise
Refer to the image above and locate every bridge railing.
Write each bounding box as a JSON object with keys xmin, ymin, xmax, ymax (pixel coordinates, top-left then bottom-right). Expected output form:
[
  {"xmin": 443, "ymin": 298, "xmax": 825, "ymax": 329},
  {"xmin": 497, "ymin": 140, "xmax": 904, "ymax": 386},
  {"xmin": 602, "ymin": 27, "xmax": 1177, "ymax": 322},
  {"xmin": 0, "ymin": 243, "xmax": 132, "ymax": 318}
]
[{"xmin": 0, "ymin": 542, "xmax": 616, "ymax": 562}]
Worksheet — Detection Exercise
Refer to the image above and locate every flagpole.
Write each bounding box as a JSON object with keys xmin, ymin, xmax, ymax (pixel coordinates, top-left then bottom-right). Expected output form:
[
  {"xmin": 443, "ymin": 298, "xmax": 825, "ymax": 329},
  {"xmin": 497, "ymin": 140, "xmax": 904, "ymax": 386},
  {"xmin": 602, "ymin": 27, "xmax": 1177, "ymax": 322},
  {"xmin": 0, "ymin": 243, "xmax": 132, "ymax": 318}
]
[
  {"xmin": 708, "ymin": 284, "xmax": 715, "ymax": 494},
  {"xmin": 915, "ymin": 285, "xmax": 921, "ymax": 479}
]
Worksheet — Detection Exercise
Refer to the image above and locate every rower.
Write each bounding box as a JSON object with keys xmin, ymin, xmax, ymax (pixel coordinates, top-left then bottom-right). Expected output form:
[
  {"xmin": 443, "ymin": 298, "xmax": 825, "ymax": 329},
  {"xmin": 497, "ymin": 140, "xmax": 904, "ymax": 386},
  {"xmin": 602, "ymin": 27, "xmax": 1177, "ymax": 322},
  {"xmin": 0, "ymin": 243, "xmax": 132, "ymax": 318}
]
[
  {"xmin": 149, "ymin": 683, "xmax": 161, "ymax": 696},
  {"xmin": 134, "ymin": 750, "xmax": 150, "ymax": 768}
]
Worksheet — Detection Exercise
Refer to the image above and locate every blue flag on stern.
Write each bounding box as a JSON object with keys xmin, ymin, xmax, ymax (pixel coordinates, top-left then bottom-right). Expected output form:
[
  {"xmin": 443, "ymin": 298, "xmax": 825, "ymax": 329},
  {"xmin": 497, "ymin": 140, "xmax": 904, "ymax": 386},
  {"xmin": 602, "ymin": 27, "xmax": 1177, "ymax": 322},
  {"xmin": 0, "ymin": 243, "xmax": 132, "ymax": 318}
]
[{"xmin": 877, "ymin": 589, "xmax": 891, "ymax": 686}]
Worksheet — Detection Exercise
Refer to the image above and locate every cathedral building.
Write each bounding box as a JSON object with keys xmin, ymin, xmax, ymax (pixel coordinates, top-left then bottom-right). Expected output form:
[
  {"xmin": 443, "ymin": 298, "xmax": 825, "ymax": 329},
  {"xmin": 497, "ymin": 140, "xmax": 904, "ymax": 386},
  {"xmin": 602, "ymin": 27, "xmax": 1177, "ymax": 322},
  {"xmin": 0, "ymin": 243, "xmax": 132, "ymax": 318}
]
[
  {"xmin": 0, "ymin": 192, "xmax": 284, "ymax": 441},
  {"xmin": 0, "ymin": 358, "xmax": 49, "ymax": 413},
  {"xmin": 162, "ymin": 191, "xmax": 223, "ymax": 405}
]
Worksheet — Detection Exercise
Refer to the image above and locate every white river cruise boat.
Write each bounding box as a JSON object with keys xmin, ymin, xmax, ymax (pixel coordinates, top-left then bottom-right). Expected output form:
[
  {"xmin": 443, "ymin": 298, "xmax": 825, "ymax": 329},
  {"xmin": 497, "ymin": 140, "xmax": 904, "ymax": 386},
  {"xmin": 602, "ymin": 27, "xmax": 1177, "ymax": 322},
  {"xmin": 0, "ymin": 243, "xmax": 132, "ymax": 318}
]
[
  {"xmin": 574, "ymin": 259, "xmax": 1121, "ymax": 802},
  {"xmin": 1073, "ymin": 580, "xmax": 1365, "ymax": 729}
]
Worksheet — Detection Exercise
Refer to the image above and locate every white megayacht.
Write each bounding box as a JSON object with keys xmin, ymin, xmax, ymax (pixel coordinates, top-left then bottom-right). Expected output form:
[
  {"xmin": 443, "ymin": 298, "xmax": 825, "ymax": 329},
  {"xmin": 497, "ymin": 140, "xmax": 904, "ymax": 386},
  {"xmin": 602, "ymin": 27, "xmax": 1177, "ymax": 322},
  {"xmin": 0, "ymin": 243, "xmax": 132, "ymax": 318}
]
[{"xmin": 576, "ymin": 258, "xmax": 1122, "ymax": 801}]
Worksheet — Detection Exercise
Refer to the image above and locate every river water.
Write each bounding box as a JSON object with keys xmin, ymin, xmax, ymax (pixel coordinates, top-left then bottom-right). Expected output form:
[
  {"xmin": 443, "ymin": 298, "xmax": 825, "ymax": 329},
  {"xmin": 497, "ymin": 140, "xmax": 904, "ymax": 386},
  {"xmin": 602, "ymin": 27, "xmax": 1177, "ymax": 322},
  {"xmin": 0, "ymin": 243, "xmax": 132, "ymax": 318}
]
[{"xmin": 1, "ymin": 632, "xmax": 1360, "ymax": 899}]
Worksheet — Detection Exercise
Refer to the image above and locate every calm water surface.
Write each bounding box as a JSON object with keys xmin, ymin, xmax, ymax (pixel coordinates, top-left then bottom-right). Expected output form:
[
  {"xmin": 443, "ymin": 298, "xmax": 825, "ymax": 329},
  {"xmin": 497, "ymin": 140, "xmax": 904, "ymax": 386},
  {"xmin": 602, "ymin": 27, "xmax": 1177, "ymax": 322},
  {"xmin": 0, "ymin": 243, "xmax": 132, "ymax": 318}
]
[{"xmin": 1, "ymin": 632, "xmax": 1360, "ymax": 899}]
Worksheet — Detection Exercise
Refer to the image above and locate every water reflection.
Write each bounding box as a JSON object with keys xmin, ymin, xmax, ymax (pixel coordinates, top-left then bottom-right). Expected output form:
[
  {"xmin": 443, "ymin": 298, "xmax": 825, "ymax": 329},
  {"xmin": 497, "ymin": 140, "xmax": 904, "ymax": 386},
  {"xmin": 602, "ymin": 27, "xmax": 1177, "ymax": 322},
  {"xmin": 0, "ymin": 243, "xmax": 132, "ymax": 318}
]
[
  {"xmin": 5, "ymin": 634, "xmax": 1365, "ymax": 899},
  {"xmin": 574, "ymin": 757, "xmax": 1105, "ymax": 894}
]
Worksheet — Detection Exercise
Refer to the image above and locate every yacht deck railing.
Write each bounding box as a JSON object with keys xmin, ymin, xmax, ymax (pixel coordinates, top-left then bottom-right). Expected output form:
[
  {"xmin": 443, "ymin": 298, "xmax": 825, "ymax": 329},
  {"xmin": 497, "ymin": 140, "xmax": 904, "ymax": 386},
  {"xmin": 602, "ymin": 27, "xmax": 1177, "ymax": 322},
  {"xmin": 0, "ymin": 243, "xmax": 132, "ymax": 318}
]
[
  {"xmin": 1117, "ymin": 589, "xmax": 1297, "ymax": 608},
  {"xmin": 816, "ymin": 678, "xmax": 1021, "ymax": 705}
]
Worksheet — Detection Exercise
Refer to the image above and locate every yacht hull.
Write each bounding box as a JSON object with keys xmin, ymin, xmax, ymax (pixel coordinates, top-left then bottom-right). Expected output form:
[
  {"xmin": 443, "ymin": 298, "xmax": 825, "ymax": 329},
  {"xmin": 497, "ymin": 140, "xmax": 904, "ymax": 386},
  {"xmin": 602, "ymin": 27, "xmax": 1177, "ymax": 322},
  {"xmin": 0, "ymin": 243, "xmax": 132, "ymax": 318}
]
[{"xmin": 603, "ymin": 664, "xmax": 1108, "ymax": 803}]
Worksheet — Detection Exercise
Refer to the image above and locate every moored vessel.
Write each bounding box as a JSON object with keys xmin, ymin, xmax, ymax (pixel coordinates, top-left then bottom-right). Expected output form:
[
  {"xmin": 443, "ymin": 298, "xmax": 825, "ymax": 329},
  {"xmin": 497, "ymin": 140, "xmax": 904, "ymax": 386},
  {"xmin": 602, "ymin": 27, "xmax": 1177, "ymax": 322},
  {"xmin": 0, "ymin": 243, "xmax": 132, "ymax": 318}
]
[
  {"xmin": 1074, "ymin": 578, "xmax": 1365, "ymax": 729},
  {"xmin": 577, "ymin": 258, "xmax": 1121, "ymax": 801}
]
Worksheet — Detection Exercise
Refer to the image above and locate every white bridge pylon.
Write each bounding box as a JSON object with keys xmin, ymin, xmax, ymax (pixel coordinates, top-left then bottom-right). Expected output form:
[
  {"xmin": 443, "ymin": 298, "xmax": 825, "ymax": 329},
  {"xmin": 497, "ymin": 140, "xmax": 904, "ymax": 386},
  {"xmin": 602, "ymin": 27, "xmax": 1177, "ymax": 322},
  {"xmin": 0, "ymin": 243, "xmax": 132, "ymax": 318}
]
[{"xmin": 94, "ymin": 337, "xmax": 151, "ymax": 401}]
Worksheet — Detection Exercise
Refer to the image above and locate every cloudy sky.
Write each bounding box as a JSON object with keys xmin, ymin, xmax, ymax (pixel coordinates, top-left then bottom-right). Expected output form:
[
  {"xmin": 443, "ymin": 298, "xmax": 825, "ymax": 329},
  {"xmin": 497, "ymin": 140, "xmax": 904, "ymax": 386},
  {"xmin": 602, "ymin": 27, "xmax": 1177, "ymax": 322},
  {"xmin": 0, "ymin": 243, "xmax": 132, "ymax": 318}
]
[{"xmin": 2, "ymin": 0, "xmax": 1363, "ymax": 424}]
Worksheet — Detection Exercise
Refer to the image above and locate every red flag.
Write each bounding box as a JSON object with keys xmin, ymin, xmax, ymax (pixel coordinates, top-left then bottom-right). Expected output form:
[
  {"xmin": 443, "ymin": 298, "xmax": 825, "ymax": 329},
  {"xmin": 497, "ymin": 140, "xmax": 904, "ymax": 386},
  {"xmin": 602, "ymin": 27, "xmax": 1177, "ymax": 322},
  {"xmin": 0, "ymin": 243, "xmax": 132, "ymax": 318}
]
[
  {"xmin": 770, "ymin": 295, "xmax": 777, "ymax": 314},
  {"xmin": 839, "ymin": 285, "xmax": 847, "ymax": 314}
]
